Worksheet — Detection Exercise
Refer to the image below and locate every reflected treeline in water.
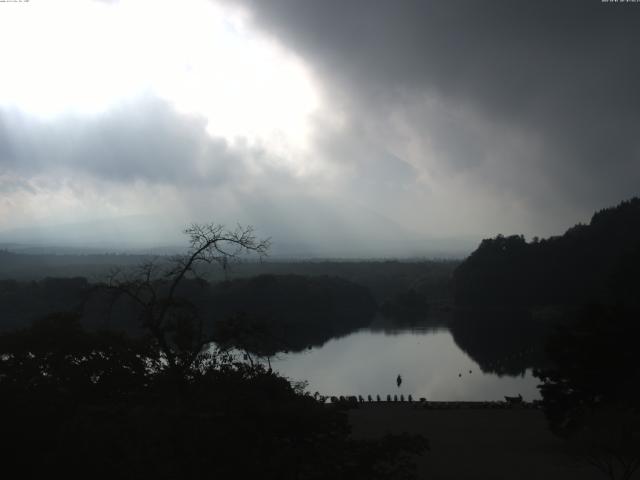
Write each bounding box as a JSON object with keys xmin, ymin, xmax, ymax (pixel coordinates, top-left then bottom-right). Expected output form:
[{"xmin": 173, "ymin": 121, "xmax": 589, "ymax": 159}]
[
  {"xmin": 449, "ymin": 308, "xmax": 554, "ymax": 377},
  {"xmin": 269, "ymin": 324, "xmax": 543, "ymax": 401},
  {"xmin": 0, "ymin": 273, "xmax": 543, "ymax": 383},
  {"xmin": 0, "ymin": 224, "xmax": 430, "ymax": 478},
  {"xmin": 379, "ymin": 288, "xmax": 432, "ymax": 321},
  {"xmin": 0, "ymin": 309, "xmax": 427, "ymax": 480},
  {"xmin": 368, "ymin": 308, "xmax": 550, "ymax": 377},
  {"xmin": 367, "ymin": 313, "xmax": 450, "ymax": 336}
]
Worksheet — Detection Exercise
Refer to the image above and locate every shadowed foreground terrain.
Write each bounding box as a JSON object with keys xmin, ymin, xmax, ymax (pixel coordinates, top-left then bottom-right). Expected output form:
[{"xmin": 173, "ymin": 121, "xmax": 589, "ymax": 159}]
[{"xmin": 350, "ymin": 405, "xmax": 599, "ymax": 480}]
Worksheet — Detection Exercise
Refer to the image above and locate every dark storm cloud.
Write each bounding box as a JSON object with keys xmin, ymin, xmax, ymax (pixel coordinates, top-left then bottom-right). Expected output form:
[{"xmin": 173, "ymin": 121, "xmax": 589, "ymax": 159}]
[
  {"xmin": 0, "ymin": 97, "xmax": 246, "ymax": 187},
  {"xmin": 3, "ymin": 0, "xmax": 638, "ymax": 255},
  {"xmin": 234, "ymin": 0, "xmax": 640, "ymax": 227},
  {"xmin": 0, "ymin": 95, "xmax": 430, "ymax": 256}
]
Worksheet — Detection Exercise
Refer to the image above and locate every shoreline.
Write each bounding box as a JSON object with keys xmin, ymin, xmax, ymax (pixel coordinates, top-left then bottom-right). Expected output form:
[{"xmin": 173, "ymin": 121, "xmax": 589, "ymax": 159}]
[{"xmin": 328, "ymin": 396, "xmax": 541, "ymax": 409}]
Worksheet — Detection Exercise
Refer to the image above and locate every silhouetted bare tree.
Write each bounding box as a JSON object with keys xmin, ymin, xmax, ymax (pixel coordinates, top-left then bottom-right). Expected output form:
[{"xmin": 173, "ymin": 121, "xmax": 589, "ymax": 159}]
[
  {"xmin": 0, "ymin": 225, "xmax": 429, "ymax": 480},
  {"xmin": 103, "ymin": 223, "xmax": 270, "ymax": 372}
]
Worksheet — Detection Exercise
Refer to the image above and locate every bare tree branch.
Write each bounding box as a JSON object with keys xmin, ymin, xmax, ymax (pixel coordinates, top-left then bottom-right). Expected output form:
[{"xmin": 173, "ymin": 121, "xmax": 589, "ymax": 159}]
[{"xmin": 94, "ymin": 223, "xmax": 269, "ymax": 373}]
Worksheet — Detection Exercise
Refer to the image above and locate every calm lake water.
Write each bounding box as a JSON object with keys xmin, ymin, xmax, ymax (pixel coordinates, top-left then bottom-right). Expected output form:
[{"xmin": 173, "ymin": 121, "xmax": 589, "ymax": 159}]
[{"xmin": 270, "ymin": 325, "xmax": 541, "ymax": 401}]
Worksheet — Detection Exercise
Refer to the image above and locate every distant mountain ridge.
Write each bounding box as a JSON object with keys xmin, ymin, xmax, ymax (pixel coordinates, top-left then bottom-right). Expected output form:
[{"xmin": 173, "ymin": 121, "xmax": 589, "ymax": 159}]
[
  {"xmin": 0, "ymin": 209, "xmax": 476, "ymax": 258},
  {"xmin": 453, "ymin": 197, "xmax": 640, "ymax": 308},
  {"xmin": 0, "ymin": 215, "xmax": 185, "ymax": 253}
]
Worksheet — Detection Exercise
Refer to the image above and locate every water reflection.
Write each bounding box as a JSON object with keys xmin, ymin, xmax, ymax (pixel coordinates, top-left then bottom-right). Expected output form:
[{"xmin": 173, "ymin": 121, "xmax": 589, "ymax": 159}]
[{"xmin": 271, "ymin": 326, "xmax": 541, "ymax": 401}]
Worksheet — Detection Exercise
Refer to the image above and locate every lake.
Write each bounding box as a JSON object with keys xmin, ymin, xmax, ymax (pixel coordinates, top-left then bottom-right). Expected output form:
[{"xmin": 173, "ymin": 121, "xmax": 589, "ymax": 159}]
[{"xmin": 270, "ymin": 325, "xmax": 541, "ymax": 401}]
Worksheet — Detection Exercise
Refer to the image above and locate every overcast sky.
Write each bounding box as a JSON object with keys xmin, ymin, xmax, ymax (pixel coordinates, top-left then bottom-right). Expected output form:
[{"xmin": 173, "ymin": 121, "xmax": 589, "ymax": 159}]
[{"xmin": 0, "ymin": 0, "xmax": 638, "ymax": 256}]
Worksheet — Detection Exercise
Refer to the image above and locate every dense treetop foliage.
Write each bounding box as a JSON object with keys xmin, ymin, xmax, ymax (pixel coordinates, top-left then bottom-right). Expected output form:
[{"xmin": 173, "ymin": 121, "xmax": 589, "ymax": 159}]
[
  {"xmin": 448, "ymin": 197, "xmax": 640, "ymax": 377},
  {"xmin": 0, "ymin": 313, "xmax": 427, "ymax": 479},
  {"xmin": 536, "ymin": 304, "xmax": 640, "ymax": 435},
  {"xmin": 0, "ymin": 273, "xmax": 377, "ymax": 355},
  {"xmin": 524, "ymin": 202, "xmax": 640, "ymax": 479},
  {"xmin": 0, "ymin": 223, "xmax": 428, "ymax": 479},
  {"xmin": 379, "ymin": 289, "xmax": 431, "ymax": 323},
  {"xmin": 534, "ymin": 302, "xmax": 640, "ymax": 480},
  {"xmin": 208, "ymin": 274, "xmax": 376, "ymax": 355},
  {"xmin": 454, "ymin": 197, "xmax": 640, "ymax": 308}
]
